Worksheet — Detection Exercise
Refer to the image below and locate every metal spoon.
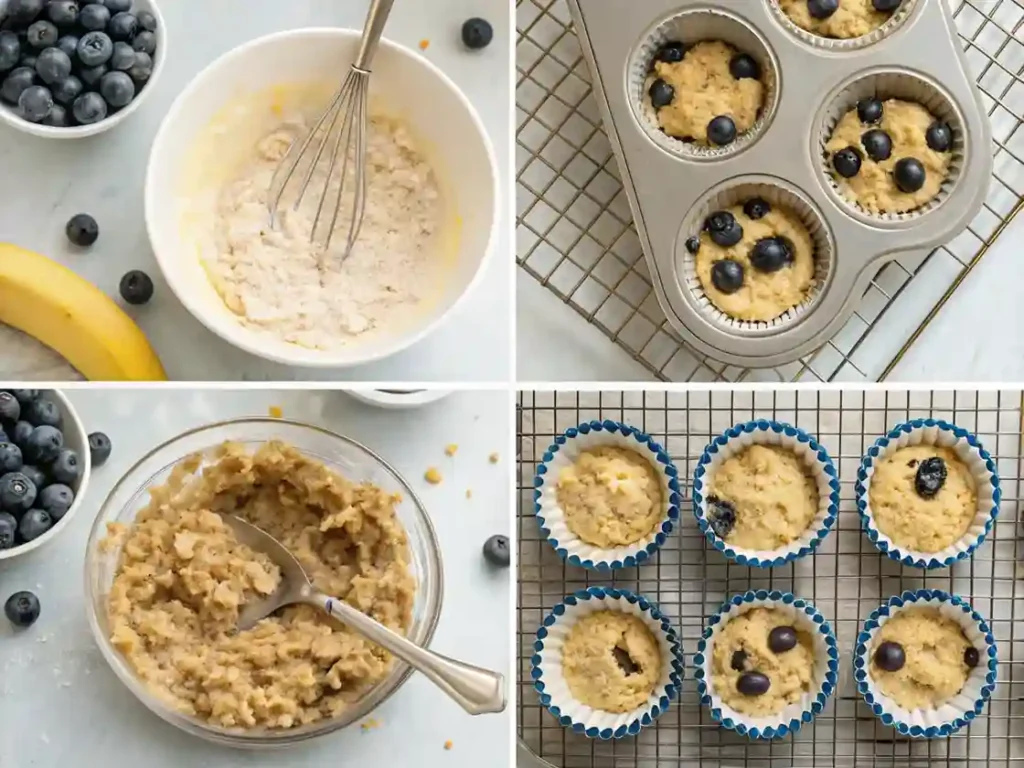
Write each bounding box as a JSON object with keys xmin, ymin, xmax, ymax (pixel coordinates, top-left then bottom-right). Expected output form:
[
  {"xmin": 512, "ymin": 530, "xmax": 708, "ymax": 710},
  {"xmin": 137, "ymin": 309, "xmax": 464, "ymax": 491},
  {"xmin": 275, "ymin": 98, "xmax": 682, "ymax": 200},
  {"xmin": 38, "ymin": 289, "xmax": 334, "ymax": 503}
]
[{"xmin": 221, "ymin": 514, "xmax": 506, "ymax": 716}]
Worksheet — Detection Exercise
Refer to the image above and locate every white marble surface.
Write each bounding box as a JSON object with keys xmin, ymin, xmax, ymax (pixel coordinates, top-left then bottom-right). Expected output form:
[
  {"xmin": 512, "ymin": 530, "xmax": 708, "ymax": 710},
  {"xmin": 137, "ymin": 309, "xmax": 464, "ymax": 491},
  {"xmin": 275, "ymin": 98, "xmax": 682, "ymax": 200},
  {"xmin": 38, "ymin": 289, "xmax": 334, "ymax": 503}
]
[
  {"xmin": 0, "ymin": 388, "xmax": 511, "ymax": 767},
  {"xmin": 0, "ymin": 0, "xmax": 511, "ymax": 382}
]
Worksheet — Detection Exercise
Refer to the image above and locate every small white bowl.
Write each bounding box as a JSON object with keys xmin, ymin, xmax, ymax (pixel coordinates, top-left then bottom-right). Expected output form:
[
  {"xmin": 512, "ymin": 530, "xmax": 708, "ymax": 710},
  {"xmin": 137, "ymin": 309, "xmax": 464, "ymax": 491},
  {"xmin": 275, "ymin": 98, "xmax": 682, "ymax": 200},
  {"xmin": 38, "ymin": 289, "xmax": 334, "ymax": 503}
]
[
  {"xmin": 0, "ymin": 0, "xmax": 166, "ymax": 138},
  {"xmin": 0, "ymin": 389, "xmax": 91, "ymax": 561},
  {"xmin": 145, "ymin": 28, "xmax": 498, "ymax": 369},
  {"xmin": 345, "ymin": 390, "xmax": 452, "ymax": 409}
]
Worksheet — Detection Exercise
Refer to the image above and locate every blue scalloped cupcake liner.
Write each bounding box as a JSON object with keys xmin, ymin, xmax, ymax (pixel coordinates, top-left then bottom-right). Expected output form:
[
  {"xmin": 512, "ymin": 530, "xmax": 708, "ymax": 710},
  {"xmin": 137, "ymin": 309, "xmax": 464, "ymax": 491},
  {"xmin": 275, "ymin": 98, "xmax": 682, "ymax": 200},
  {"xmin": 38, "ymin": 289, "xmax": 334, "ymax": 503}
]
[
  {"xmin": 694, "ymin": 590, "xmax": 839, "ymax": 740},
  {"xmin": 533, "ymin": 420, "xmax": 680, "ymax": 571},
  {"xmin": 855, "ymin": 419, "xmax": 1000, "ymax": 569},
  {"xmin": 692, "ymin": 420, "xmax": 840, "ymax": 568},
  {"xmin": 854, "ymin": 589, "xmax": 997, "ymax": 737},
  {"xmin": 531, "ymin": 587, "xmax": 685, "ymax": 740}
]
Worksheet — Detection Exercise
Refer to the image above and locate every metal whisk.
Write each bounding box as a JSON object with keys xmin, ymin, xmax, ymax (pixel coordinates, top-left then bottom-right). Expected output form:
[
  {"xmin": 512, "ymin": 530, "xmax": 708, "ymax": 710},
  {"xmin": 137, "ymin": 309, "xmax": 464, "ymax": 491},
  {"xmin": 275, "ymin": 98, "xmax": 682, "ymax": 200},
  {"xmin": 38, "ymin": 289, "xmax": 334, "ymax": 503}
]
[{"xmin": 268, "ymin": 0, "xmax": 395, "ymax": 256}]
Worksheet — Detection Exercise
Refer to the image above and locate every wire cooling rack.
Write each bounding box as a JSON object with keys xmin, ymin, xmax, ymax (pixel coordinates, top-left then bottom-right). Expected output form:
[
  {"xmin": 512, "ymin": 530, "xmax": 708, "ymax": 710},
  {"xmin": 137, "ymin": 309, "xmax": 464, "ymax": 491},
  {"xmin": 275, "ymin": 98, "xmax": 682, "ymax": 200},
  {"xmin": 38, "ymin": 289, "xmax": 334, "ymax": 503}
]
[
  {"xmin": 516, "ymin": 0, "xmax": 1024, "ymax": 382},
  {"xmin": 517, "ymin": 389, "xmax": 1024, "ymax": 767}
]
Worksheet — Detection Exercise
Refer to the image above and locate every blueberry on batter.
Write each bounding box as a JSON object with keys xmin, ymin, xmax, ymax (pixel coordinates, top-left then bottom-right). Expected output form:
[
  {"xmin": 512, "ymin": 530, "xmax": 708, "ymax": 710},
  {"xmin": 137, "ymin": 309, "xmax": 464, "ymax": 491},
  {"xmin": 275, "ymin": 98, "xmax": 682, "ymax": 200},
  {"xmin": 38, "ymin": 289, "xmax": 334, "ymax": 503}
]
[{"xmin": 914, "ymin": 456, "xmax": 947, "ymax": 498}]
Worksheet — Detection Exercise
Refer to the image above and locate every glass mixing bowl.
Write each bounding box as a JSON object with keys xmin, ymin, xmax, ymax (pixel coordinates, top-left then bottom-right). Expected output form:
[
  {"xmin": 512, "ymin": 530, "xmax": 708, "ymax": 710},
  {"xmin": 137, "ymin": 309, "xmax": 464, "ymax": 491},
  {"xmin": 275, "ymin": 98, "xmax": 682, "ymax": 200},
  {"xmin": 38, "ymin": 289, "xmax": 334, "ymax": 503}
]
[{"xmin": 83, "ymin": 418, "xmax": 443, "ymax": 748}]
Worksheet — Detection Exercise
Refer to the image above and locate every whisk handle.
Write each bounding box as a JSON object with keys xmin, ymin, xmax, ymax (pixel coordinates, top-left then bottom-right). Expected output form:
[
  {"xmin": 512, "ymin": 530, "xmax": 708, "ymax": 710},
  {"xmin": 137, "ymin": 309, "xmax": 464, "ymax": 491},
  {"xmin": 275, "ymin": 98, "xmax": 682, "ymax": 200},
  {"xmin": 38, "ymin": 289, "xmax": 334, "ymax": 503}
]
[{"xmin": 354, "ymin": 0, "xmax": 396, "ymax": 71}]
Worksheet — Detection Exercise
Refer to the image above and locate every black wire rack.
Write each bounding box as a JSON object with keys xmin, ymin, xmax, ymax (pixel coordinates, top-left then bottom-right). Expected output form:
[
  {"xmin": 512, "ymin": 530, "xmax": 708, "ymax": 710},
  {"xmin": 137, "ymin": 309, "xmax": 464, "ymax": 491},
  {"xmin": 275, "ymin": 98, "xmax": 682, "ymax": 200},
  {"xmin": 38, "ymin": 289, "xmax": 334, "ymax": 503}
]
[
  {"xmin": 517, "ymin": 389, "xmax": 1024, "ymax": 767},
  {"xmin": 516, "ymin": 0, "xmax": 1024, "ymax": 382}
]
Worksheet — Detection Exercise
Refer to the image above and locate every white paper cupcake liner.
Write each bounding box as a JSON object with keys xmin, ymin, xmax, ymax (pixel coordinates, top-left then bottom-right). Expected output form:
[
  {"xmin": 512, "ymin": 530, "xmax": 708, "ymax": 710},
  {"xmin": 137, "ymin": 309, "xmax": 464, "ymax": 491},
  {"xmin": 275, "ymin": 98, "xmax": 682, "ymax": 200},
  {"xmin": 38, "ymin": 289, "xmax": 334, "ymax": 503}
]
[
  {"xmin": 692, "ymin": 419, "xmax": 840, "ymax": 568},
  {"xmin": 855, "ymin": 418, "xmax": 1001, "ymax": 569},
  {"xmin": 531, "ymin": 587, "xmax": 684, "ymax": 740},
  {"xmin": 677, "ymin": 176, "xmax": 835, "ymax": 335},
  {"xmin": 534, "ymin": 419, "xmax": 680, "ymax": 571},
  {"xmin": 766, "ymin": 0, "xmax": 919, "ymax": 52},
  {"xmin": 694, "ymin": 590, "xmax": 839, "ymax": 740},
  {"xmin": 854, "ymin": 589, "xmax": 997, "ymax": 737}
]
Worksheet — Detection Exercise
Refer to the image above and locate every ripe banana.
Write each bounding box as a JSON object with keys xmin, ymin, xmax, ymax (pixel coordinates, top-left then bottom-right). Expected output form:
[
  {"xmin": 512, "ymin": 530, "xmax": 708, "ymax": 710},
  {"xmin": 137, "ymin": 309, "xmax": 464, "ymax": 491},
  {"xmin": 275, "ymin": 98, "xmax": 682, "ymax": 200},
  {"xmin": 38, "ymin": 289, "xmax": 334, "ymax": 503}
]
[{"xmin": 0, "ymin": 243, "xmax": 167, "ymax": 381}]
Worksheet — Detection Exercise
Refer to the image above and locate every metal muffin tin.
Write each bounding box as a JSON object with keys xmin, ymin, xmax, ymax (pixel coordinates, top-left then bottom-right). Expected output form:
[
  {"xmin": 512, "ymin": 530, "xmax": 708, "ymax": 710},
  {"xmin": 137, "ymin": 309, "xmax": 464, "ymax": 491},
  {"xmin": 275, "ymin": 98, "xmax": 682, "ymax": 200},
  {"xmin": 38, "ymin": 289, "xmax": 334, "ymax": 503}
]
[{"xmin": 566, "ymin": 0, "xmax": 993, "ymax": 368}]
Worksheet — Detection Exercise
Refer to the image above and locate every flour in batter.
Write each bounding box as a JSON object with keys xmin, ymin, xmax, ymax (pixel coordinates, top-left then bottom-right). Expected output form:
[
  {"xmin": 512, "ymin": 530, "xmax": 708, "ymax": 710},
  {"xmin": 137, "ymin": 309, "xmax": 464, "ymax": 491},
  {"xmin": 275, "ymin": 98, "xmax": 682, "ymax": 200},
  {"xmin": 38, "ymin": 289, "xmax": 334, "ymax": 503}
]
[{"xmin": 779, "ymin": 0, "xmax": 901, "ymax": 39}]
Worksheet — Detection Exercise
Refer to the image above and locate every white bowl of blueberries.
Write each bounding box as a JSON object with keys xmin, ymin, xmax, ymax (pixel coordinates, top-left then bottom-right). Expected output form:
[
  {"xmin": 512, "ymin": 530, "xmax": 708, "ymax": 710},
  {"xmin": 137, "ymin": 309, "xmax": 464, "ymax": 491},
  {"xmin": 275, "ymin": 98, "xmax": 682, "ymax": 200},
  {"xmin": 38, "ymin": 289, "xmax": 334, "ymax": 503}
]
[
  {"xmin": 0, "ymin": 0, "xmax": 163, "ymax": 137},
  {"xmin": 0, "ymin": 389, "xmax": 98, "ymax": 560}
]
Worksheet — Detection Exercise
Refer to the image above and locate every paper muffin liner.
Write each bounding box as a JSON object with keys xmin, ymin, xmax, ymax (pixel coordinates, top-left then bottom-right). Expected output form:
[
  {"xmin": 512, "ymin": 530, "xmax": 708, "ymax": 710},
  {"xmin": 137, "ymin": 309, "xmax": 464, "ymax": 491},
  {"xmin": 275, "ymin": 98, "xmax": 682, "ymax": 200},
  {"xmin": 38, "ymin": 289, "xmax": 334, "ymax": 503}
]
[
  {"xmin": 531, "ymin": 587, "xmax": 684, "ymax": 740},
  {"xmin": 694, "ymin": 590, "xmax": 839, "ymax": 740},
  {"xmin": 766, "ymin": 0, "xmax": 919, "ymax": 52},
  {"xmin": 629, "ymin": 7, "xmax": 780, "ymax": 161},
  {"xmin": 853, "ymin": 589, "xmax": 997, "ymax": 737},
  {"xmin": 534, "ymin": 419, "xmax": 681, "ymax": 571},
  {"xmin": 855, "ymin": 418, "xmax": 1000, "ymax": 569},
  {"xmin": 817, "ymin": 69, "xmax": 967, "ymax": 224},
  {"xmin": 692, "ymin": 420, "xmax": 839, "ymax": 568},
  {"xmin": 676, "ymin": 176, "xmax": 835, "ymax": 335}
]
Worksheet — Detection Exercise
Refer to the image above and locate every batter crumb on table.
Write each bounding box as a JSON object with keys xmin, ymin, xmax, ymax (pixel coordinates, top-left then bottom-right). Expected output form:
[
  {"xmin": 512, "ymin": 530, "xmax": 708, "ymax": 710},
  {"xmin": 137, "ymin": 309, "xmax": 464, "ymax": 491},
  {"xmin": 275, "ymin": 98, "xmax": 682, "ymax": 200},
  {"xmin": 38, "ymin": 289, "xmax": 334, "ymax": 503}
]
[
  {"xmin": 424, "ymin": 467, "xmax": 443, "ymax": 485},
  {"xmin": 445, "ymin": 444, "xmax": 458, "ymax": 457}
]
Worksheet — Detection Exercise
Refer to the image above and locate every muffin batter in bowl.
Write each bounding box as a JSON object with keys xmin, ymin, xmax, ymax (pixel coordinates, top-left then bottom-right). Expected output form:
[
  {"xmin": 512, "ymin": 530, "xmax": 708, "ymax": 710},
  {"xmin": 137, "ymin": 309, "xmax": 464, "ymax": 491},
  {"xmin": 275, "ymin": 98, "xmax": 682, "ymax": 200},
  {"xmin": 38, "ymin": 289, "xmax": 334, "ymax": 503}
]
[
  {"xmin": 779, "ymin": 0, "xmax": 901, "ymax": 39},
  {"xmin": 102, "ymin": 441, "xmax": 415, "ymax": 729}
]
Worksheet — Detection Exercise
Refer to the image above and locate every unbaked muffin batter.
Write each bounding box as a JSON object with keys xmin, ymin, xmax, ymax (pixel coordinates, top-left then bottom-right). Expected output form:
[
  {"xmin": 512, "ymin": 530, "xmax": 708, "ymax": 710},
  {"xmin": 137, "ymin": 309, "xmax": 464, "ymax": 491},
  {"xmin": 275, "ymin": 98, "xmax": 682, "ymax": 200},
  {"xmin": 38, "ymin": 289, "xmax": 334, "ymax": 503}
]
[
  {"xmin": 556, "ymin": 446, "xmax": 663, "ymax": 548},
  {"xmin": 711, "ymin": 607, "xmax": 815, "ymax": 717},
  {"xmin": 826, "ymin": 99, "xmax": 952, "ymax": 213},
  {"xmin": 779, "ymin": 0, "xmax": 898, "ymax": 39},
  {"xmin": 869, "ymin": 445, "xmax": 976, "ymax": 552},
  {"xmin": 563, "ymin": 611, "xmax": 662, "ymax": 713},
  {"xmin": 693, "ymin": 199, "xmax": 816, "ymax": 321},
  {"xmin": 103, "ymin": 441, "xmax": 415, "ymax": 729},
  {"xmin": 869, "ymin": 608, "xmax": 972, "ymax": 710},
  {"xmin": 706, "ymin": 444, "xmax": 818, "ymax": 550}
]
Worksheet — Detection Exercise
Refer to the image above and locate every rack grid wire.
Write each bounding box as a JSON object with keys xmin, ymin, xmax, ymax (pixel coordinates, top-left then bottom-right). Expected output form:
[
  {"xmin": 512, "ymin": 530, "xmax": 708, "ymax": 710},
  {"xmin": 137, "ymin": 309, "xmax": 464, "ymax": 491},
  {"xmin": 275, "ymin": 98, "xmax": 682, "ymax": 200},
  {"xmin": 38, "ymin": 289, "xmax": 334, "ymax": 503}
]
[
  {"xmin": 516, "ymin": 0, "xmax": 1024, "ymax": 382},
  {"xmin": 517, "ymin": 389, "xmax": 1024, "ymax": 767}
]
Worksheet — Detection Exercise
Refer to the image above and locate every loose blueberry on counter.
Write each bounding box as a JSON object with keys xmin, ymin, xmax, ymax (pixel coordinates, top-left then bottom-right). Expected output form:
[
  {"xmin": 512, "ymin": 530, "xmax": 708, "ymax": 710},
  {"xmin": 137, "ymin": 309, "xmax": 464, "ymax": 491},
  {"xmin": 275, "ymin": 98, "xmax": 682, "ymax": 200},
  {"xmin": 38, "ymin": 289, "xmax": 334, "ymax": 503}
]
[
  {"xmin": 77, "ymin": 29, "xmax": 112, "ymax": 66},
  {"xmin": 914, "ymin": 456, "xmax": 947, "ymax": 498},
  {"xmin": 48, "ymin": 448, "xmax": 80, "ymax": 485},
  {"xmin": 704, "ymin": 211, "xmax": 744, "ymax": 247},
  {"xmin": 47, "ymin": 0, "xmax": 80, "ymax": 27},
  {"xmin": 0, "ymin": 472, "xmax": 36, "ymax": 513},
  {"xmin": 109, "ymin": 39, "xmax": 133, "ymax": 70},
  {"xmin": 749, "ymin": 237, "xmax": 793, "ymax": 274},
  {"xmin": 857, "ymin": 98, "xmax": 883, "ymax": 125},
  {"xmin": 51, "ymin": 74, "xmax": 81, "ymax": 105},
  {"xmin": 127, "ymin": 49, "xmax": 150, "ymax": 83},
  {"xmin": 131, "ymin": 29, "xmax": 154, "ymax": 55},
  {"xmin": 26, "ymin": 20, "xmax": 58, "ymax": 49},
  {"xmin": 730, "ymin": 649, "xmax": 748, "ymax": 671},
  {"xmin": 893, "ymin": 157, "xmax": 926, "ymax": 193},
  {"xmin": 461, "ymin": 17, "xmax": 493, "ymax": 50},
  {"xmin": 861, "ymin": 128, "xmax": 892, "ymax": 162},
  {"xmin": 768, "ymin": 626, "xmax": 798, "ymax": 653},
  {"xmin": 926, "ymin": 121, "xmax": 952, "ymax": 152},
  {"xmin": 99, "ymin": 69, "xmax": 132, "ymax": 106},
  {"xmin": 23, "ymin": 425, "xmax": 63, "ymax": 465},
  {"xmin": 737, "ymin": 671, "xmax": 771, "ymax": 696},
  {"xmin": 0, "ymin": 391, "xmax": 20, "ymax": 423},
  {"xmin": 711, "ymin": 259, "xmax": 744, "ymax": 295},
  {"xmin": 136, "ymin": 9, "xmax": 157, "ymax": 32},
  {"xmin": 729, "ymin": 53, "xmax": 759, "ymax": 80},
  {"xmin": 482, "ymin": 534, "xmax": 509, "ymax": 567},
  {"xmin": 4, "ymin": 590, "xmax": 41, "ymax": 627},
  {"xmin": 23, "ymin": 397, "xmax": 61, "ymax": 428},
  {"xmin": 36, "ymin": 46, "xmax": 70, "ymax": 83},
  {"xmin": 874, "ymin": 641, "xmax": 906, "ymax": 672},
  {"xmin": 72, "ymin": 88, "xmax": 106, "ymax": 122},
  {"xmin": 120, "ymin": 269, "xmax": 154, "ymax": 305},
  {"xmin": 648, "ymin": 78, "xmax": 674, "ymax": 109},
  {"xmin": 18, "ymin": 84, "xmax": 53, "ymax": 121},
  {"xmin": 873, "ymin": 0, "xmax": 903, "ymax": 10},
  {"xmin": 685, "ymin": 235, "xmax": 701, "ymax": 255},
  {"xmin": 6, "ymin": 0, "xmax": 46, "ymax": 26},
  {"xmin": 832, "ymin": 147, "xmax": 863, "ymax": 178},
  {"xmin": 107, "ymin": 12, "xmax": 138, "ymax": 42},
  {"xmin": 964, "ymin": 646, "xmax": 980, "ymax": 668},
  {"xmin": 706, "ymin": 495, "xmax": 737, "ymax": 538},
  {"xmin": 1, "ymin": 67, "xmax": 38, "ymax": 105},
  {"xmin": 38, "ymin": 483, "xmax": 74, "ymax": 520},
  {"xmin": 0, "ymin": 513, "xmax": 16, "ymax": 550},
  {"xmin": 18, "ymin": 508, "xmax": 53, "ymax": 541},
  {"xmin": 78, "ymin": 3, "xmax": 110, "ymax": 31},
  {"xmin": 654, "ymin": 41, "xmax": 687, "ymax": 64},
  {"xmin": 807, "ymin": 0, "xmax": 840, "ymax": 20},
  {"xmin": 88, "ymin": 431, "xmax": 111, "ymax": 466},
  {"xmin": 12, "ymin": 421, "xmax": 33, "ymax": 448},
  {"xmin": 0, "ymin": 442, "xmax": 23, "ymax": 474},
  {"xmin": 66, "ymin": 212, "xmax": 98, "ymax": 245},
  {"xmin": 0, "ymin": 31, "xmax": 21, "ymax": 72},
  {"xmin": 56, "ymin": 33, "xmax": 78, "ymax": 58},
  {"xmin": 707, "ymin": 115, "xmax": 736, "ymax": 147},
  {"xmin": 19, "ymin": 464, "xmax": 46, "ymax": 490},
  {"xmin": 743, "ymin": 197, "xmax": 770, "ymax": 220}
]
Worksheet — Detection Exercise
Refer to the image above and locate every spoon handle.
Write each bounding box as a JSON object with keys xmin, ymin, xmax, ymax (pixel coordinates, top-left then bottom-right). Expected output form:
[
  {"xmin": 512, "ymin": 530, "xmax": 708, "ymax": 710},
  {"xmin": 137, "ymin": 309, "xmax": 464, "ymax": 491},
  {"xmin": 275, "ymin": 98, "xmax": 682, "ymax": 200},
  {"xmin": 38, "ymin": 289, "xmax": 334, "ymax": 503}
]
[{"xmin": 310, "ymin": 592, "xmax": 507, "ymax": 715}]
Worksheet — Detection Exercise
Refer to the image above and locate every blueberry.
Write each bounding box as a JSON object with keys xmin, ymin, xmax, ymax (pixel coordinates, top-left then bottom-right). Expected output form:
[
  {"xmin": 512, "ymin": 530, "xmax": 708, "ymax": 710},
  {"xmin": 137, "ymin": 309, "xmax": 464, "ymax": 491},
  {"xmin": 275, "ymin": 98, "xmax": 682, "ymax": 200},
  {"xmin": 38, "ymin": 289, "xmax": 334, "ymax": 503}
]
[
  {"xmin": 136, "ymin": 10, "xmax": 157, "ymax": 32},
  {"xmin": 706, "ymin": 495, "xmax": 737, "ymax": 538},
  {"xmin": 76, "ymin": 62, "xmax": 106, "ymax": 88},
  {"xmin": 832, "ymin": 147, "xmax": 863, "ymax": 178},
  {"xmin": 861, "ymin": 128, "xmax": 892, "ymax": 162},
  {"xmin": 23, "ymin": 398, "xmax": 61, "ymax": 428},
  {"xmin": 26, "ymin": 20, "xmax": 58, "ymax": 49},
  {"xmin": 0, "ymin": 31, "xmax": 20, "ymax": 72},
  {"xmin": 482, "ymin": 534, "xmax": 509, "ymax": 566},
  {"xmin": 0, "ymin": 513, "xmax": 15, "ymax": 549},
  {"xmin": 99, "ymin": 68, "xmax": 131, "ymax": 106},
  {"xmin": 119, "ymin": 270, "xmax": 153, "ymax": 304},
  {"xmin": 10, "ymin": 390, "xmax": 39, "ymax": 405},
  {"xmin": 768, "ymin": 626, "xmax": 798, "ymax": 653},
  {"xmin": 131, "ymin": 29, "xmax": 154, "ymax": 55},
  {"xmin": 4, "ymin": 591, "xmax": 41, "ymax": 627},
  {"xmin": 126, "ymin": 50, "xmax": 149, "ymax": 83},
  {"xmin": 461, "ymin": 17, "xmax": 493, "ymax": 50},
  {"xmin": 743, "ymin": 198, "xmax": 771, "ymax": 220},
  {"xmin": 35, "ymin": 46, "xmax": 70, "ymax": 83},
  {"xmin": 0, "ymin": 442, "xmax": 23, "ymax": 474},
  {"xmin": 77, "ymin": 29, "xmax": 112, "ymax": 66},
  {"xmin": 1, "ymin": 67, "xmax": 37, "ymax": 105},
  {"xmin": 47, "ymin": 449, "xmax": 79, "ymax": 485},
  {"xmin": 873, "ymin": 0, "xmax": 902, "ymax": 10},
  {"xmin": 707, "ymin": 115, "xmax": 737, "ymax": 146},
  {"xmin": 11, "ymin": 421, "xmax": 33, "ymax": 448},
  {"xmin": 19, "ymin": 464, "xmax": 46, "ymax": 489},
  {"xmin": 107, "ymin": 11, "xmax": 136, "ymax": 42},
  {"xmin": 0, "ymin": 391, "xmax": 19, "ymax": 423},
  {"xmin": 78, "ymin": 2, "xmax": 110, "ymax": 31},
  {"xmin": 19, "ymin": 51, "xmax": 38, "ymax": 69},
  {"xmin": 874, "ymin": 641, "xmax": 905, "ymax": 671},
  {"xmin": 729, "ymin": 53, "xmax": 759, "ymax": 80},
  {"xmin": 109, "ymin": 39, "xmax": 132, "ymax": 69},
  {"xmin": 926, "ymin": 121, "xmax": 952, "ymax": 152},
  {"xmin": 807, "ymin": 0, "xmax": 839, "ymax": 19},
  {"xmin": 55, "ymin": 34, "xmax": 77, "ymax": 58},
  {"xmin": 914, "ymin": 456, "xmax": 947, "ymax": 498},
  {"xmin": 648, "ymin": 78, "xmax": 674, "ymax": 109},
  {"xmin": 857, "ymin": 98, "xmax": 883, "ymax": 125},
  {"xmin": 37, "ymin": 483, "xmax": 73, "ymax": 520},
  {"xmin": 964, "ymin": 646, "xmax": 980, "ymax": 668},
  {"xmin": 17, "ymin": 508, "xmax": 52, "ymax": 541},
  {"xmin": 730, "ymin": 650, "xmax": 747, "ymax": 671},
  {"xmin": 749, "ymin": 237, "xmax": 793, "ymax": 274},
  {"xmin": 685, "ymin": 235, "xmax": 700, "ymax": 255},
  {"xmin": 87, "ymin": 431, "xmax": 111, "ymax": 466},
  {"xmin": 72, "ymin": 89, "xmax": 106, "ymax": 123},
  {"xmin": 5, "ymin": 0, "xmax": 46, "ymax": 26},
  {"xmin": 102, "ymin": 0, "xmax": 132, "ymax": 11},
  {"xmin": 23, "ymin": 425, "xmax": 62, "ymax": 465},
  {"xmin": 654, "ymin": 41, "xmax": 687, "ymax": 64},
  {"xmin": 66, "ymin": 212, "xmax": 98, "ymax": 246},
  {"xmin": 0, "ymin": 472, "xmax": 36, "ymax": 513},
  {"xmin": 737, "ymin": 671, "xmax": 771, "ymax": 696},
  {"xmin": 704, "ymin": 211, "xmax": 743, "ymax": 247},
  {"xmin": 46, "ymin": 0, "xmax": 79, "ymax": 27},
  {"xmin": 50, "ymin": 73, "xmax": 80, "ymax": 105},
  {"xmin": 710, "ymin": 259, "xmax": 744, "ymax": 295},
  {"xmin": 18, "ymin": 84, "xmax": 52, "ymax": 121},
  {"xmin": 893, "ymin": 157, "xmax": 926, "ymax": 193}
]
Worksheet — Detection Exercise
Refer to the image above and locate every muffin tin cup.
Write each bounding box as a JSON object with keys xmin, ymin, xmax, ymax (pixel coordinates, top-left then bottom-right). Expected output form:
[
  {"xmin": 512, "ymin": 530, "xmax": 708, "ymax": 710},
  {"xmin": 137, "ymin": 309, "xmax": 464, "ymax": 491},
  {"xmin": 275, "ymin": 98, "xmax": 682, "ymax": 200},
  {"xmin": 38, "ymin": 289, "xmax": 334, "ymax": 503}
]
[
  {"xmin": 694, "ymin": 590, "xmax": 839, "ymax": 740},
  {"xmin": 766, "ymin": 0, "xmax": 920, "ymax": 53},
  {"xmin": 630, "ymin": 7, "xmax": 781, "ymax": 161},
  {"xmin": 534, "ymin": 419, "xmax": 681, "ymax": 571},
  {"xmin": 853, "ymin": 590, "xmax": 997, "ymax": 738},
  {"xmin": 531, "ymin": 587, "xmax": 685, "ymax": 740},
  {"xmin": 855, "ymin": 419, "xmax": 1001, "ymax": 569},
  {"xmin": 678, "ymin": 178, "xmax": 836, "ymax": 334},
  {"xmin": 817, "ymin": 69, "xmax": 968, "ymax": 224},
  {"xmin": 692, "ymin": 419, "xmax": 840, "ymax": 568}
]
